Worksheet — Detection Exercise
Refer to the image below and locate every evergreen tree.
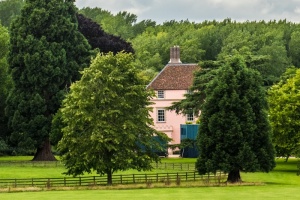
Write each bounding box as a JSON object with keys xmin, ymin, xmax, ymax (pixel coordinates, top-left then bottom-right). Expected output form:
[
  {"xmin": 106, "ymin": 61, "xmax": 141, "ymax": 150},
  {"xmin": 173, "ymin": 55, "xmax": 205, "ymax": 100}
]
[
  {"xmin": 6, "ymin": 0, "xmax": 91, "ymax": 160},
  {"xmin": 196, "ymin": 55, "xmax": 275, "ymax": 183}
]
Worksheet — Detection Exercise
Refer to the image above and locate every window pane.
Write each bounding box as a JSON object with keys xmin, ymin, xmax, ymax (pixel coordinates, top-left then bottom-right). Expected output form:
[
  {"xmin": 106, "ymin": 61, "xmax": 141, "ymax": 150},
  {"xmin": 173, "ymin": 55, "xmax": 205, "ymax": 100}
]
[
  {"xmin": 157, "ymin": 90, "xmax": 164, "ymax": 98},
  {"xmin": 157, "ymin": 109, "xmax": 165, "ymax": 122},
  {"xmin": 187, "ymin": 113, "xmax": 194, "ymax": 122}
]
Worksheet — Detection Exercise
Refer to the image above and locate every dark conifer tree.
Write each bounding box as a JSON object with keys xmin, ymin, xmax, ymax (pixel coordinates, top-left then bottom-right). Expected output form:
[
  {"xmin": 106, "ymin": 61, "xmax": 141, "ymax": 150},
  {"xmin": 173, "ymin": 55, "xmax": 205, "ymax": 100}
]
[
  {"xmin": 196, "ymin": 55, "xmax": 275, "ymax": 183},
  {"xmin": 6, "ymin": 0, "xmax": 91, "ymax": 160}
]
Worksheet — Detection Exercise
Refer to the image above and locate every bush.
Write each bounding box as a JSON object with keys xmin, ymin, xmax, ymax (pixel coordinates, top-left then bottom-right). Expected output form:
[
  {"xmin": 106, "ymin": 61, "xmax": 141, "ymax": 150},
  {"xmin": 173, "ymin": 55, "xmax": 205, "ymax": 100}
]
[{"xmin": 0, "ymin": 139, "xmax": 11, "ymax": 155}]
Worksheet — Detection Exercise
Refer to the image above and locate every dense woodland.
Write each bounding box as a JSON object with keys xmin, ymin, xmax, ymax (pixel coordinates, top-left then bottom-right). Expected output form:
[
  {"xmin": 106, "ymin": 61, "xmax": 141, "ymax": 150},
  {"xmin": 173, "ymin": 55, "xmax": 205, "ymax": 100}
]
[{"xmin": 0, "ymin": 0, "xmax": 300, "ymax": 168}]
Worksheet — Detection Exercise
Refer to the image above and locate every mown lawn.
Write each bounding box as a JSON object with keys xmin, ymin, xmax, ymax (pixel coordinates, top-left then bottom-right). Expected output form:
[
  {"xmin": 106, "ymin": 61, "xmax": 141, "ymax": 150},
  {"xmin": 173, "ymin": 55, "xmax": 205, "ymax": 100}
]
[
  {"xmin": 0, "ymin": 157, "xmax": 299, "ymax": 200},
  {"xmin": 0, "ymin": 157, "xmax": 196, "ymax": 178},
  {"xmin": 0, "ymin": 185, "xmax": 299, "ymax": 200}
]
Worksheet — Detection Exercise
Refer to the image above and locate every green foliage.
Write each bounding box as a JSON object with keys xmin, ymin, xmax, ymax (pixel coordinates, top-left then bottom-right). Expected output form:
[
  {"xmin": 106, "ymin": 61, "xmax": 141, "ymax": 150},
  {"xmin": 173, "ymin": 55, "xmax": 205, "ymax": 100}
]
[
  {"xmin": 268, "ymin": 68, "xmax": 300, "ymax": 160},
  {"xmin": 58, "ymin": 52, "xmax": 169, "ymax": 185},
  {"xmin": 1, "ymin": 4, "xmax": 300, "ymax": 85},
  {"xmin": 196, "ymin": 55, "xmax": 275, "ymax": 180},
  {"xmin": 79, "ymin": 8, "xmax": 139, "ymax": 40},
  {"xmin": 49, "ymin": 110, "xmax": 64, "ymax": 146},
  {"xmin": 169, "ymin": 60, "xmax": 220, "ymax": 116},
  {"xmin": 0, "ymin": 23, "xmax": 11, "ymax": 143},
  {"xmin": 0, "ymin": 0, "xmax": 24, "ymax": 27},
  {"xmin": 289, "ymin": 31, "xmax": 300, "ymax": 68},
  {"xmin": 6, "ymin": 0, "xmax": 91, "ymax": 158},
  {"xmin": 0, "ymin": 139, "xmax": 10, "ymax": 155}
]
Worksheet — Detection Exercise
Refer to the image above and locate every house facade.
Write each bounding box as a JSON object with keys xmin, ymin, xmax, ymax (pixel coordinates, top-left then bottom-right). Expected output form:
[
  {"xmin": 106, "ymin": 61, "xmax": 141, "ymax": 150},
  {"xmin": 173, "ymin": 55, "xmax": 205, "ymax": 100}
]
[{"xmin": 147, "ymin": 46, "xmax": 200, "ymax": 155}]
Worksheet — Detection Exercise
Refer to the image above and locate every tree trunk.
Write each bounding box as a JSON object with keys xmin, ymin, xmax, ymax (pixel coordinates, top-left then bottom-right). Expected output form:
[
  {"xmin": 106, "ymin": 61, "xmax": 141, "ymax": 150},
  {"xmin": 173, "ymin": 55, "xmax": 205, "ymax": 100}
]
[
  {"xmin": 227, "ymin": 169, "xmax": 241, "ymax": 183},
  {"xmin": 107, "ymin": 170, "xmax": 113, "ymax": 186},
  {"xmin": 32, "ymin": 138, "xmax": 57, "ymax": 161}
]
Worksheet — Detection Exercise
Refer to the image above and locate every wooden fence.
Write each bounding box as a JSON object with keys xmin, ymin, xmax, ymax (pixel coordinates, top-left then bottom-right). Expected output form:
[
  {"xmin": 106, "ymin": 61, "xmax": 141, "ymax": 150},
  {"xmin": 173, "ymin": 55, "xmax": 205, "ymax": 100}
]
[
  {"xmin": 0, "ymin": 161, "xmax": 196, "ymax": 171},
  {"xmin": 0, "ymin": 172, "xmax": 226, "ymax": 188}
]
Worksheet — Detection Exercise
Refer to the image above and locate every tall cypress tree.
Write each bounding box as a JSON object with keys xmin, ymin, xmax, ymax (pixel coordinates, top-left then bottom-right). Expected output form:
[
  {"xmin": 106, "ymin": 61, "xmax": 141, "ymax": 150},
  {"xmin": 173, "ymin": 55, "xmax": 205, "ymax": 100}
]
[
  {"xmin": 196, "ymin": 55, "xmax": 275, "ymax": 183},
  {"xmin": 6, "ymin": 0, "xmax": 91, "ymax": 160}
]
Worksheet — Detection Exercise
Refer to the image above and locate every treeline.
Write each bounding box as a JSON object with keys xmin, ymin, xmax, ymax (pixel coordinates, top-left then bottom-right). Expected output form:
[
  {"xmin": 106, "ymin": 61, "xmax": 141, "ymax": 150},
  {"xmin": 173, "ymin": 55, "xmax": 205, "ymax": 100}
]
[
  {"xmin": 2, "ymin": 2, "xmax": 300, "ymax": 84},
  {"xmin": 79, "ymin": 7, "xmax": 299, "ymax": 86}
]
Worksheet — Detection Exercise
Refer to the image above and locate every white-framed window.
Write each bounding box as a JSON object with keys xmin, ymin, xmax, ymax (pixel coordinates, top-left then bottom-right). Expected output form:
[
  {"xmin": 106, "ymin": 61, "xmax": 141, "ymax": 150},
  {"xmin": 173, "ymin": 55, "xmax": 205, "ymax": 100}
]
[
  {"xmin": 157, "ymin": 109, "xmax": 165, "ymax": 122},
  {"xmin": 157, "ymin": 90, "xmax": 165, "ymax": 99},
  {"xmin": 186, "ymin": 113, "xmax": 194, "ymax": 122}
]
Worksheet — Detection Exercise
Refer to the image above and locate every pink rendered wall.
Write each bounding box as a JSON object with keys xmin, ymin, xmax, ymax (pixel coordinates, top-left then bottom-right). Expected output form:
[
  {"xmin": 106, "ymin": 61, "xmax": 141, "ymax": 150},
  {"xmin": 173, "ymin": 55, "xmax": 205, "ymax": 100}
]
[{"xmin": 149, "ymin": 90, "xmax": 193, "ymax": 155}]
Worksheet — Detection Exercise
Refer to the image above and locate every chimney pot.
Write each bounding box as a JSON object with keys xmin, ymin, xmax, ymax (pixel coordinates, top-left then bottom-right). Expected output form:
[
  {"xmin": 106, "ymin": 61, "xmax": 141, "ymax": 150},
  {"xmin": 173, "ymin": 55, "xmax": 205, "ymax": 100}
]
[{"xmin": 168, "ymin": 46, "xmax": 182, "ymax": 64}]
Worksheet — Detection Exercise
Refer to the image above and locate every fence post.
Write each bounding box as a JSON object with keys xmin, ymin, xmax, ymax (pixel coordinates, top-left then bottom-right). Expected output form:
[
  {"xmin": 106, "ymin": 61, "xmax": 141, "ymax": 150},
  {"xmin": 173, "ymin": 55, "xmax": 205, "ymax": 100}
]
[
  {"xmin": 32, "ymin": 178, "xmax": 34, "ymax": 187},
  {"xmin": 64, "ymin": 177, "xmax": 66, "ymax": 187},
  {"xmin": 120, "ymin": 175, "xmax": 122, "ymax": 184},
  {"xmin": 194, "ymin": 172, "xmax": 196, "ymax": 181},
  {"xmin": 46, "ymin": 178, "xmax": 51, "ymax": 188},
  {"xmin": 93, "ymin": 176, "xmax": 96, "ymax": 186},
  {"xmin": 145, "ymin": 174, "xmax": 147, "ymax": 182},
  {"xmin": 14, "ymin": 179, "xmax": 17, "ymax": 188},
  {"xmin": 133, "ymin": 174, "xmax": 135, "ymax": 184},
  {"xmin": 186, "ymin": 172, "xmax": 188, "ymax": 181},
  {"xmin": 214, "ymin": 173, "xmax": 216, "ymax": 183},
  {"xmin": 79, "ymin": 177, "xmax": 81, "ymax": 186}
]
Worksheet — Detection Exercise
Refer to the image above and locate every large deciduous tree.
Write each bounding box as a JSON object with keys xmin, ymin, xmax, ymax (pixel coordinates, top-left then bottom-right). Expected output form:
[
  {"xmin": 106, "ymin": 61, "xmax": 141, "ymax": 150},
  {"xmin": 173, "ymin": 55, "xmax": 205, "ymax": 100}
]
[
  {"xmin": 6, "ymin": 0, "xmax": 91, "ymax": 160},
  {"xmin": 196, "ymin": 55, "xmax": 275, "ymax": 183},
  {"xmin": 268, "ymin": 67, "xmax": 300, "ymax": 160},
  {"xmin": 50, "ymin": 13, "xmax": 135, "ymax": 146},
  {"xmin": 58, "ymin": 52, "xmax": 169, "ymax": 185}
]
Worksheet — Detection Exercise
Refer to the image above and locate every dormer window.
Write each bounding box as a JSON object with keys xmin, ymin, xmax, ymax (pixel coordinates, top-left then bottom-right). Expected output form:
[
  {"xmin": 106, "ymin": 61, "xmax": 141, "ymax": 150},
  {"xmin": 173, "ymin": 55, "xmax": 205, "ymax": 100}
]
[{"xmin": 157, "ymin": 90, "xmax": 165, "ymax": 99}]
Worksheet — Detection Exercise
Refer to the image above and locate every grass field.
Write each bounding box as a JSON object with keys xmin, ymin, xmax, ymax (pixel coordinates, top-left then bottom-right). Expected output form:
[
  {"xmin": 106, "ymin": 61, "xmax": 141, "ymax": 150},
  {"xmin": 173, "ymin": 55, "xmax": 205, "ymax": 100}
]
[
  {"xmin": 0, "ymin": 157, "xmax": 299, "ymax": 200},
  {"xmin": 0, "ymin": 157, "xmax": 197, "ymax": 178}
]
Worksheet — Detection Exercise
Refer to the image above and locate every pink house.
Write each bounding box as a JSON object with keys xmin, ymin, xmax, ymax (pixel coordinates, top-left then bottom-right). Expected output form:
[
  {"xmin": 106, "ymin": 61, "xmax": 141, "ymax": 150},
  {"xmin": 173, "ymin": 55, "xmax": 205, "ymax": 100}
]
[{"xmin": 147, "ymin": 46, "xmax": 200, "ymax": 155}]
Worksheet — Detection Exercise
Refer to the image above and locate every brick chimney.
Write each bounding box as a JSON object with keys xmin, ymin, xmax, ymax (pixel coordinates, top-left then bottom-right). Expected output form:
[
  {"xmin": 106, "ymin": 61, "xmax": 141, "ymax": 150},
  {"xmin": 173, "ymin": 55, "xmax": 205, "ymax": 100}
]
[{"xmin": 168, "ymin": 46, "xmax": 182, "ymax": 64}]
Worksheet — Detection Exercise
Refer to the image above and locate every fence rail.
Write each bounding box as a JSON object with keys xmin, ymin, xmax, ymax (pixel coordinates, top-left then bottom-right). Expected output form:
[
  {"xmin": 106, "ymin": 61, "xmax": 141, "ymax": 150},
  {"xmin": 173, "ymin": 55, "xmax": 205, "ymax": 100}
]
[
  {"xmin": 0, "ymin": 172, "xmax": 226, "ymax": 188},
  {"xmin": 0, "ymin": 161, "xmax": 196, "ymax": 171}
]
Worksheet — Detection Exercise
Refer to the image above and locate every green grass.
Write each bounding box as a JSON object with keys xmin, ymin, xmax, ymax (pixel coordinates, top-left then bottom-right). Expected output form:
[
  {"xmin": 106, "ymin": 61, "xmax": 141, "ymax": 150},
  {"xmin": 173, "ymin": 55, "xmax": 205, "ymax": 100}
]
[
  {"xmin": 0, "ymin": 156, "xmax": 195, "ymax": 162},
  {"xmin": 0, "ymin": 156, "xmax": 36, "ymax": 161},
  {"xmin": 0, "ymin": 157, "xmax": 197, "ymax": 178},
  {"xmin": 0, "ymin": 185, "xmax": 299, "ymax": 200},
  {"xmin": 0, "ymin": 157, "xmax": 299, "ymax": 200}
]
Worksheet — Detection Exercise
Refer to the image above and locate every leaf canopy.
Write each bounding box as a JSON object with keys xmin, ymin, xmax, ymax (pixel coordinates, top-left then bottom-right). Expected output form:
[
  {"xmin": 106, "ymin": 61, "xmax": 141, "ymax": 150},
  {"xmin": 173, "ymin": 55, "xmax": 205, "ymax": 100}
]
[{"xmin": 58, "ymin": 52, "xmax": 169, "ymax": 184}]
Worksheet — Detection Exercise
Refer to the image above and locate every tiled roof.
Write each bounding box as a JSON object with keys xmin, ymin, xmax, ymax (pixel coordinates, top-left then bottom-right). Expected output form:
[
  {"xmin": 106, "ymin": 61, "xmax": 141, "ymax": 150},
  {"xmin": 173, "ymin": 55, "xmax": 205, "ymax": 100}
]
[{"xmin": 147, "ymin": 63, "xmax": 200, "ymax": 90}]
